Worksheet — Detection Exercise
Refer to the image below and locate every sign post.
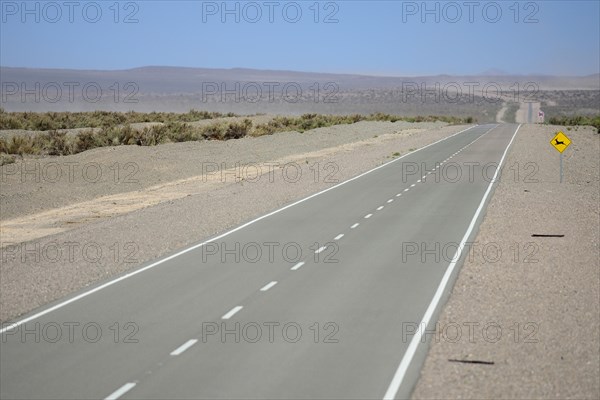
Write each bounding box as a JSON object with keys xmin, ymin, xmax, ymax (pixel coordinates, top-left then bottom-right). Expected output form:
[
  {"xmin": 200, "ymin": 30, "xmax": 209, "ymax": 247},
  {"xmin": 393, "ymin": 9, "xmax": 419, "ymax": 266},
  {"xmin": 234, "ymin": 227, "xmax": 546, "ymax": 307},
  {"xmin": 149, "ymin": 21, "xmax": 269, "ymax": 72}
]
[{"xmin": 550, "ymin": 131, "xmax": 571, "ymax": 183}]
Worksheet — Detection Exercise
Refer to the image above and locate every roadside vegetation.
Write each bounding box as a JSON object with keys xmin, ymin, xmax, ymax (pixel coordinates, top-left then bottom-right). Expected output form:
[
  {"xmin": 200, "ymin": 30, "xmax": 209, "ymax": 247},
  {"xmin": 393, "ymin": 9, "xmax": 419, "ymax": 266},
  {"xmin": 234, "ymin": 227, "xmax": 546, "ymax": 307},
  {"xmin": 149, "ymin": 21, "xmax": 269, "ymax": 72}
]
[
  {"xmin": 547, "ymin": 115, "xmax": 600, "ymax": 133},
  {"xmin": 0, "ymin": 111, "xmax": 474, "ymax": 163},
  {"xmin": 0, "ymin": 109, "xmax": 234, "ymax": 131}
]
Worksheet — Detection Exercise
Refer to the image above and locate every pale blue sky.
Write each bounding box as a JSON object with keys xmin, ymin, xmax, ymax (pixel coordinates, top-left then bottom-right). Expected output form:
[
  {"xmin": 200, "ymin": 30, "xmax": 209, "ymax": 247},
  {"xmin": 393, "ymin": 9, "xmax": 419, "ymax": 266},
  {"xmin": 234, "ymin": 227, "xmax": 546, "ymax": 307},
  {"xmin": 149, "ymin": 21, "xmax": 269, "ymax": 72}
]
[{"xmin": 1, "ymin": 0, "xmax": 599, "ymax": 76}]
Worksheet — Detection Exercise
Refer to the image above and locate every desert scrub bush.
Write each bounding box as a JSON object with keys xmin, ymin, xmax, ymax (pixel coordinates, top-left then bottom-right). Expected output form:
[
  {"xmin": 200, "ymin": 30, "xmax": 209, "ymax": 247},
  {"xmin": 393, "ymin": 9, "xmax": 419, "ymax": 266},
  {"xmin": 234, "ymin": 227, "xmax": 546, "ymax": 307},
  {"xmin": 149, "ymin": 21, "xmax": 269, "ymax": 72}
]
[
  {"xmin": 92, "ymin": 125, "xmax": 137, "ymax": 146},
  {"xmin": 251, "ymin": 113, "xmax": 474, "ymax": 137},
  {"xmin": 548, "ymin": 115, "xmax": 600, "ymax": 133},
  {"xmin": 200, "ymin": 123, "xmax": 227, "ymax": 140},
  {"xmin": 0, "ymin": 110, "xmax": 236, "ymax": 131},
  {"xmin": 0, "ymin": 153, "xmax": 16, "ymax": 166},
  {"xmin": 32, "ymin": 115, "xmax": 56, "ymax": 131},
  {"xmin": 75, "ymin": 130, "xmax": 99, "ymax": 152},
  {"xmin": 42, "ymin": 130, "xmax": 74, "ymax": 155},
  {"xmin": 165, "ymin": 122, "xmax": 199, "ymax": 142},
  {"xmin": 0, "ymin": 112, "xmax": 476, "ymax": 155},
  {"xmin": 0, "ymin": 135, "xmax": 38, "ymax": 155},
  {"xmin": 136, "ymin": 125, "xmax": 170, "ymax": 146},
  {"xmin": 224, "ymin": 119, "xmax": 252, "ymax": 139},
  {"xmin": 251, "ymin": 117, "xmax": 296, "ymax": 137},
  {"xmin": 112, "ymin": 125, "xmax": 137, "ymax": 145},
  {"xmin": 1, "ymin": 130, "xmax": 76, "ymax": 155},
  {"xmin": 0, "ymin": 113, "xmax": 24, "ymax": 130}
]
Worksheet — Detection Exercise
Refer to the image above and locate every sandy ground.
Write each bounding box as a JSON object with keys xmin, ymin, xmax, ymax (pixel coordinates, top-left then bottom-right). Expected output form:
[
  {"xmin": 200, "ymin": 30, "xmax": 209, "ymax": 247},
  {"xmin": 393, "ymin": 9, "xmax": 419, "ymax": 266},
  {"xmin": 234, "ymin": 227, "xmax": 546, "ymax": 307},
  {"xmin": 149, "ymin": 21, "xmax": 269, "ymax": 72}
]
[
  {"xmin": 496, "ymin": 103, "xmax": 508, "ymax": 123},
  {"xmin": 413, "ymin": 124, "xmax": 599, "ymax": 399},
  {"xmin": 0, "ymin": 120, "xmax": 455, "ymax": 322}
]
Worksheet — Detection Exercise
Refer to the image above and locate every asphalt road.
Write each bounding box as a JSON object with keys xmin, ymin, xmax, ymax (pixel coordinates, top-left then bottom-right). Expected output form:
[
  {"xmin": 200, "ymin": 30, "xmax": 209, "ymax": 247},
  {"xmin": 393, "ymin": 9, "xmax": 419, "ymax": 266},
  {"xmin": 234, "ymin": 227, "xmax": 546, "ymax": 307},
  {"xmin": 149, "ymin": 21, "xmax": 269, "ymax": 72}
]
[{"xmin": 1, "ymin": 123, "xmax": 520, "ymax": 400}]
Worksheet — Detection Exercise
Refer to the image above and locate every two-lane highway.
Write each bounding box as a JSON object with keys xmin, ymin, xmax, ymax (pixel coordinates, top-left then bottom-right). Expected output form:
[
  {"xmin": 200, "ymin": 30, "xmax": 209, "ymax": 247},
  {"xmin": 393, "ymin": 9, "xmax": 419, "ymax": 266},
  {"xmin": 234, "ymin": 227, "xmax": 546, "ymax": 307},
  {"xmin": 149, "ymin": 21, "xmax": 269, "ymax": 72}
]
[{"xmin": 1, "ymin": 124, "xmax": 521, "ymax": 399}]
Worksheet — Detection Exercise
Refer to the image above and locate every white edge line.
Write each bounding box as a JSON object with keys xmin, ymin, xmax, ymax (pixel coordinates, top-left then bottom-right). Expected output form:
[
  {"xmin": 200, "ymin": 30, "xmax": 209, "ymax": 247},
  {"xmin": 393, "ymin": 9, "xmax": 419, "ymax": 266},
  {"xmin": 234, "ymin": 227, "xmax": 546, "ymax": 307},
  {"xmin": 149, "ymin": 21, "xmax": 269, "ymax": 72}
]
[
  {"xmin": 315, "ymin": 246, "xmax": 327, "ymax": 254},
  {"xmin": 222, "ymin": 306, "xmax": 243, "ymax": 320},
  {"xmin": 104, "ymin": 382, "xmax": 136, "ymax": 400},
  {"xmin": 291, "ymin": 261, "xmax": 305, "ymax": 271},
  {"xmin": 0, "ymin": 125, "xmax": 478, "ymax": 334},
  {"xmin": 170, "ymin": 339, "xmax": 198, "ymax": 356},
  {"xmin": 382, "ymin": 124, "xmax": 520, "ymax": 400},
  {"xmin": 260, "ymin": 281, "xmax": 278, "ymax": 292}
]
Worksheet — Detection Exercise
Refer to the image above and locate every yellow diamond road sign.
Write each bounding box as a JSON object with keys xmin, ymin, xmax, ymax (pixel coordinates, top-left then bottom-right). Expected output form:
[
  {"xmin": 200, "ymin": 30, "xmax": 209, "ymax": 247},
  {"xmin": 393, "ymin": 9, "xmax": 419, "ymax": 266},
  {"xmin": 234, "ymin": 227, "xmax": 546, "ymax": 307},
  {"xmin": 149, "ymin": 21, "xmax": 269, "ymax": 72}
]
[{"xmin": 550, "ymin": 131, "xmax": 571, "ymax": 153}]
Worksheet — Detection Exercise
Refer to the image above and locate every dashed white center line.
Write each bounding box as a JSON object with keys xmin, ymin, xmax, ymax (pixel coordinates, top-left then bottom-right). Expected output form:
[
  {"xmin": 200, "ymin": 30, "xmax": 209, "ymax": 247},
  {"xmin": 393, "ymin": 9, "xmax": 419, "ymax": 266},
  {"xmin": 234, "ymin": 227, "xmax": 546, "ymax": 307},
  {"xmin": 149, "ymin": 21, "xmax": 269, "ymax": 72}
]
[
  {"xmin": 105, "ymin": 383, "xmax": 137, "ymax": 400},
  {"xmin": 260, "ymin": 281, "xmax": 278, "ymax": 292},
  {"xmin": 170, "ymin": 339, "xmax": 198, "ymax": 356},
  {"xmin": 351, "ymin": 223, "xmax": 360, "ymax": 229},
  {"xmin": 396, "ymin": 193, "xmax": 402, "ymax": 197},
  {"xmin": 377, "ymin": 206, "xmax": 384, "ymax": 211},
  {"xmin": 291, "ymin": 261, "xmax": 305, "ymax": 270},
  {"xmin": 315, "ymin": 246, "xmax": 327, "ymax": 254},
  {"xmin": 404, "ymin": 188, "xmax": 410, "ymax": 192},
  {"xmin": 387, "ymin": 199, "xmax": 394, "ymax": 203},
  {"xmin": 417, "ymin": 179, "xmax": 421, "ymax": 183},
  {"xmin": 222, "ymin": 306, "xmax": 243, "ymax": 320},
  {"xmin": 334, "ymin": 234, "xmax": 344, "ymax": 240},
  {"xmin": 365, "ymin": 214, "xmax": 373, "ymax": 219}
]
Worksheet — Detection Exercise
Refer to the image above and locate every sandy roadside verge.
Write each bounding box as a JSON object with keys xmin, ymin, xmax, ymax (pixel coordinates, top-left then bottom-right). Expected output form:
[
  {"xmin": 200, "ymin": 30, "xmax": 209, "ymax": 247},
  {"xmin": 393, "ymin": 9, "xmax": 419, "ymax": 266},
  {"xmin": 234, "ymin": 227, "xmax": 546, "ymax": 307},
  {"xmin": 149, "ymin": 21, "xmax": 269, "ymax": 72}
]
[
  {"xmin": 1, "ymin": 121, "xmax": 463, "ymax": 322},
  {"xmin": 413, "ymin": 125, "xmax": 599, "ymax": 399}
]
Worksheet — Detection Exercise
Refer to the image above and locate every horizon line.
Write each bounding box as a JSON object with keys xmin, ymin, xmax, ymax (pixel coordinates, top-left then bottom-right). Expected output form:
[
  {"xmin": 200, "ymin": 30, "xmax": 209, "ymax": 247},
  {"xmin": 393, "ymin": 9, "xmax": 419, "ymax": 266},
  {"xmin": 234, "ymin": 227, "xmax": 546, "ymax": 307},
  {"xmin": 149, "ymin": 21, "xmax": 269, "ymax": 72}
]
[{"xmin": 1, "ymin": 65, "xmax": 598, "ymax": 79}]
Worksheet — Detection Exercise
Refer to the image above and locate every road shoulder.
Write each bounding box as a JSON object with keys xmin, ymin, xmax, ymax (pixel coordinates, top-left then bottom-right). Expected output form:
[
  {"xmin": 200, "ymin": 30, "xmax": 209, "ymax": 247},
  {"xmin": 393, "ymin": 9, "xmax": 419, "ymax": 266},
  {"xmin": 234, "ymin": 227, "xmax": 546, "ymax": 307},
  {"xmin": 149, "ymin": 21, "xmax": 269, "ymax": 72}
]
[{"xmin": 412, "ymin": 124, "xmax": 599, "ymax": 399}]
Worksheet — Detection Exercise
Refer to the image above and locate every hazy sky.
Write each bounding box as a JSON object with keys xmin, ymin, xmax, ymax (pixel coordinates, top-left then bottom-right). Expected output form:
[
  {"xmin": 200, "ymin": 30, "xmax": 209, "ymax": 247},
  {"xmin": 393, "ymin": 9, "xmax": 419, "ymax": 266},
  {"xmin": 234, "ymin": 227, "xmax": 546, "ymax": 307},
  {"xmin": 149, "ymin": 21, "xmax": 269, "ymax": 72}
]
[{"xmin": 1, "ymin": 0, "xmax": 599, "ymax": 76}]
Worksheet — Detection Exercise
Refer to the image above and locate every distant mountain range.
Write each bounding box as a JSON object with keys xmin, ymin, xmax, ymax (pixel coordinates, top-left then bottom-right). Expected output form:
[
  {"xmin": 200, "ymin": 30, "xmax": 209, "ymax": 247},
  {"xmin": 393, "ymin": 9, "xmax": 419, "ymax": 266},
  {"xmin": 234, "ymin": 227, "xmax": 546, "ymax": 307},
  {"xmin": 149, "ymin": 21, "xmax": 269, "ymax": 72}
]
[
  {"xmin": 2, "ymin": 66, "xmax": 599, "ymax": 93},
  {"xmin": 1, "ymin": 66, "xmax": 598, "ymax": 116}
]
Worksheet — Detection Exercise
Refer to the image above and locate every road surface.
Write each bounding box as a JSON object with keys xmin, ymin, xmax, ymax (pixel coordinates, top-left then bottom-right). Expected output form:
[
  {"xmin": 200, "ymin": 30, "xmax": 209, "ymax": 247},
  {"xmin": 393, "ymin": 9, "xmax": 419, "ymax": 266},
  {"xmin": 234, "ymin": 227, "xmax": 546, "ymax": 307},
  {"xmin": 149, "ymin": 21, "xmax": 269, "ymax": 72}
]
[
  {"xmin": 515, "ymin": 102, "xmax": 541, "ymax": 124},
  {"xmin": 1, "ymin": 124, "xmax": 520, "ymax": 400}
]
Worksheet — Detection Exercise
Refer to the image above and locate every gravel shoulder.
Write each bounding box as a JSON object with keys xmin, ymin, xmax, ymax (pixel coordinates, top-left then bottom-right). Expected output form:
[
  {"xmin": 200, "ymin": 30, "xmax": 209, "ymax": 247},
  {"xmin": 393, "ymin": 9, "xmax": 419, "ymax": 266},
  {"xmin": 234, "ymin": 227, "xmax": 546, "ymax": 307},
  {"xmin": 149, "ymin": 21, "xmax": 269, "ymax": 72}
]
[
  {"xmin": 412, "ymin": 125, "xmax": 599, "ymax": 399},
  {"xmin": 1, "ymin": 120, "xmax": 455, "ymax": 322}
]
